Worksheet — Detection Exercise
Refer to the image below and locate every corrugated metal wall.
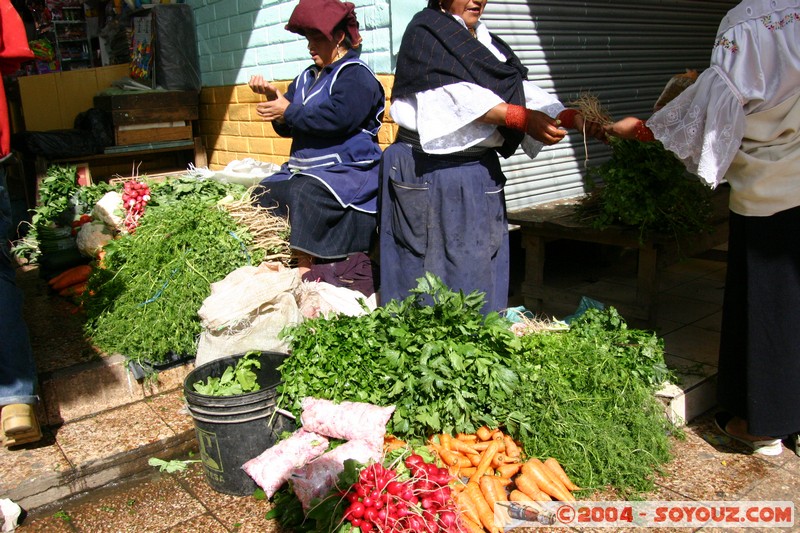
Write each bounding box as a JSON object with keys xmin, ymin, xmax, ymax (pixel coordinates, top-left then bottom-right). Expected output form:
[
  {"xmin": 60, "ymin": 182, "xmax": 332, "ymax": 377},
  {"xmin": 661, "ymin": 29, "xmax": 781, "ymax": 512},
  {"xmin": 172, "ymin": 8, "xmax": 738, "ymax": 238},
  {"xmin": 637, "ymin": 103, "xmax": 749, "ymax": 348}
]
[{"xmin": 481, "ymin": 1, "xmax": 739, "ymax": 210}]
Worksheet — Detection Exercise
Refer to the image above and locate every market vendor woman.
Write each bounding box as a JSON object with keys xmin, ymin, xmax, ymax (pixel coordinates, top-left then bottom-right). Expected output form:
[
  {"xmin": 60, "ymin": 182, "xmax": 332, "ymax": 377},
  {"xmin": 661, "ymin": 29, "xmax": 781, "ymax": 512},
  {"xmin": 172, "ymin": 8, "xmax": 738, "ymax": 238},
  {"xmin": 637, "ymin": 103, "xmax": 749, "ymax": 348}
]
[{"xmin": 249, "ymin": 0, "xmax": 385, "ymax": 276}]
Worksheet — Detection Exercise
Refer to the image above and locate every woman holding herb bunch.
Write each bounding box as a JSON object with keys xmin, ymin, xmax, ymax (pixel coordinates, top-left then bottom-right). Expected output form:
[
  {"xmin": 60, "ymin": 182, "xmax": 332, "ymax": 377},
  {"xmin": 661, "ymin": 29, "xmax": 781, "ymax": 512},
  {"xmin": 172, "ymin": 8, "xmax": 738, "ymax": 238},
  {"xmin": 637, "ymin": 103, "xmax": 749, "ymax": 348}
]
[
  {"xmin": 605, "ymin": 0, "xmax": 800, "ymax": 456},
  {"xmin": 379, "ymin": 0, "xmax": 605, "ymax": 314},
  {"xmin": 249, "ymin": 0, "xmax": 384, "ymax": 281}
]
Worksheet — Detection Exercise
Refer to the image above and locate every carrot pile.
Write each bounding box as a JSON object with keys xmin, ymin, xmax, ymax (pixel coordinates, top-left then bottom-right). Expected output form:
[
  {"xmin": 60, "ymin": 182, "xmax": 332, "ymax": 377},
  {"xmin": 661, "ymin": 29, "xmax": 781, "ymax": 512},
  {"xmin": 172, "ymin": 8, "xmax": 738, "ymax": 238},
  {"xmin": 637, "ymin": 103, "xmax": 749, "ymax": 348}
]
[
  {"xmin": 48, "ymin": 264, "xmax": 92, "ymax": 298},
  {"xmin": 429, "ymin": 427, "xmax": 580, "ymax": 533}
]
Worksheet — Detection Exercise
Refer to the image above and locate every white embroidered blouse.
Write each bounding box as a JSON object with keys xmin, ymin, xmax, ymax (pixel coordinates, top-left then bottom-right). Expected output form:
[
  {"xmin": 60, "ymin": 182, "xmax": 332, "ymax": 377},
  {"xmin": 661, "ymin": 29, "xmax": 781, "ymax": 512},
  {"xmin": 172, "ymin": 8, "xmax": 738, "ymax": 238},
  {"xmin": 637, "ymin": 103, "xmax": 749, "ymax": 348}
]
[
  {"xmin": 647, "ymin": 0, "xmax": 800, "ymax": 216},
  {"xmin": 390, "ymin": 14, "xmax": 565, "ymax": 159}
]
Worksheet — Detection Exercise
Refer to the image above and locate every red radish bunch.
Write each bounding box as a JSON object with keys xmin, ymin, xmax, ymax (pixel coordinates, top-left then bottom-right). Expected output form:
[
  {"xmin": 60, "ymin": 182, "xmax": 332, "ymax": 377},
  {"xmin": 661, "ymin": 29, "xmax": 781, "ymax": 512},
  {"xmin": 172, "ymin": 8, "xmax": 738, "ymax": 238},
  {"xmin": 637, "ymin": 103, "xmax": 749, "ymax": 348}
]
[
  {"xmin": 342, "ymin": 454, "xmax": 463, "ymax": 533},
  {"xmin": 121, "ymin": 180, "xmax": 151, "ymax": 232}
]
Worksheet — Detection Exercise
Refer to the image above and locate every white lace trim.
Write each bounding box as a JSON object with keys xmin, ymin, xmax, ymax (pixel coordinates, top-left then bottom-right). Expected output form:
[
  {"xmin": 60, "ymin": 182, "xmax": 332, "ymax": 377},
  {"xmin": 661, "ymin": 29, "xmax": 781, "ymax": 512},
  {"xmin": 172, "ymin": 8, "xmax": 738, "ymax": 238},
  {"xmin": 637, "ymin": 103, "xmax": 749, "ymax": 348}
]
[{"xmin": 647, "ymin": 67, "xmax": 746, "ymax": 188}]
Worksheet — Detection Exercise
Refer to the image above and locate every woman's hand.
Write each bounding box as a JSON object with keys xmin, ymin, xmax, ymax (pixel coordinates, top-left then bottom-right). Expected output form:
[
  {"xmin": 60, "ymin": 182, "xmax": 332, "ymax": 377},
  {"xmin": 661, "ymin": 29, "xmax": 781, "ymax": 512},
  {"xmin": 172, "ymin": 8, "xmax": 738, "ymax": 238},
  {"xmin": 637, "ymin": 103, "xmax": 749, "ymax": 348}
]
[
  {"xmin": 526, "ymin": 110, "xmax": 567, "ymax": 145},
  {"xmin": 604, "ymin": 117, "xmax": 644, "ymax": 140},
  {"xmin": 256, "ymin": 90, "xmax": 290, "ymax": 123},
  {"xmin": 249, "ymin": 75, "xmax": 280, "ymax": 100},
  {"xmin": 574, "ymin": 114, "xmax": 608, "ymax": 143}
]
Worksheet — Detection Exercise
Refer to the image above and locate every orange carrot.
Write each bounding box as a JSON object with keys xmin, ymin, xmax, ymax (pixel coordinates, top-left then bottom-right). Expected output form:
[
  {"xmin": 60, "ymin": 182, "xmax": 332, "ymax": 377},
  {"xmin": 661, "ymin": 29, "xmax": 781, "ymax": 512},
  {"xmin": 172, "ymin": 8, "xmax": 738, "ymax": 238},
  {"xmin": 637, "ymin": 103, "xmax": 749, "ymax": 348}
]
[
  {"xmin": 527, "ymin": 457, "xmax": 572, "ymax": 496},
  {"xmin": 440, "ymin": 433, "xmax": 453, "ymax": 451},
  {"xmin": 509, "ymin": 490, "xmax": 547, "ymax": 514},
  {"xmin": 491, "ymin": 429, "xmax": 505, "ymax": 441},
  {"xmin": 503, "ymin": 435, "xmax": 521, "ymax": 459},
  {"xmin": 544, "ymin": 457, "xmax": 579, "ymax": 491},
  {"xmin": 522, "ymin": 460, "xmax": 574, "ymax": 502},
  {"xmin": 430, "ymin": 441, "xmax": 461, "ymax": 468},
  {"xmin": 476, "ymin": 426, "xmax": 493, "ymax": 441},
  {"xmin": 449, "ymin": 438, "xmax": 479, "ymax": 456},
  {"xmin": 493, "ymin": 475, "xmax": 511, "ymax": 493},
  {"xmin": 468, "ymin": 439, "xmax": 501, "ymax": 485},
  {"xmin": 51, "ymin": 265, "xmax": 91, "ymax": 291},
  {"xmin": 59, "ymin": 281, "xmax": 87, "ymax": 297},
  {"xmin": 472, "ymin": 441, "xmax": 496, "ymax": 452},
  {"xmin": 480, "ymin": 474, "xmax": 502, "ymax": 512},
  {"xmin": 455, "ymin": 489, "xmax": 481, "ymax": 525},
  {"xmin": 460, "ymin": 516, "xmax": 485, "ymax": 533},
  {"xmin": 466, "ymin": 481, "xmax": 499, "ymax": 533},
  {"xmin": 496, "ymin": 462, "xmax": 523, "ymax": 479},
  {"xmin": 456, "ymin": 433, "xmax": 478, "ymax": 443},
  {"xmin": 457, "ymin": 466, "xmax": 477, "ymax": 478}
]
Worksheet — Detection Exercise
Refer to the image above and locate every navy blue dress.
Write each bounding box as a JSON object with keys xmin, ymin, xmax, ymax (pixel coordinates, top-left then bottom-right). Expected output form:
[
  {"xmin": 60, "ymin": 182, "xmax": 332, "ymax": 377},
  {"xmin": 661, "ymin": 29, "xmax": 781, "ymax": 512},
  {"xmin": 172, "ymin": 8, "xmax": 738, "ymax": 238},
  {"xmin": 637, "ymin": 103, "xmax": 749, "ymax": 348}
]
[{"xmin": 255, "ymin": 49, "xmax": 385, "ymax": 259}]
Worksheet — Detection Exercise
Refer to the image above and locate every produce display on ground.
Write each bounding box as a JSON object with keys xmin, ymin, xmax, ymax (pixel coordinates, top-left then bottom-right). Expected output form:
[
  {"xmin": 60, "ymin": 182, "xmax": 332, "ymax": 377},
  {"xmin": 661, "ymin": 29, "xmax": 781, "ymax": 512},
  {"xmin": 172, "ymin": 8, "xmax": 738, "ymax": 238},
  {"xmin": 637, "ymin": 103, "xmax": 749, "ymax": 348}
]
[
  {"xmin": 14, "ymin": 164, "xmax": 291, "ymax": 369},
  {"xmin": 20, "ymin": 165, "xmax": 685, "ymax": 533},
  {"xmin": 252, "ymin": 274, "xmax": 679, "ymax": 533}
]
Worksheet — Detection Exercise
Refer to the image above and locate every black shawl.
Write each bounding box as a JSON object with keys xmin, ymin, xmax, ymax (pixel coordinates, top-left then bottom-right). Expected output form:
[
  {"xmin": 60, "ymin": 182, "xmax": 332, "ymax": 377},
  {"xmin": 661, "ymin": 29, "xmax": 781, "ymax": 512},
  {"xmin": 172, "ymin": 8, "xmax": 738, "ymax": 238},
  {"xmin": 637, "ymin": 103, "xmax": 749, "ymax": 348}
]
[{"xmin": 392, "ymin": 7, "xmax": 528, "ymax": 157}]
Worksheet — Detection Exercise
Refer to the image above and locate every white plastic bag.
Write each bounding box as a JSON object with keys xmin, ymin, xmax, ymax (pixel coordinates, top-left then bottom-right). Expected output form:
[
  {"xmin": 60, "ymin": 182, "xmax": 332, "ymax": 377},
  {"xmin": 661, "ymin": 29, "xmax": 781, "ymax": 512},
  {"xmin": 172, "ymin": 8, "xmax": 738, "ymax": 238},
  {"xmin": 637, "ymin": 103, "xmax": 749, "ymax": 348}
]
[
  {"xmin": 195, "ymin": 262, "xmax": 302, "ymax": 366},
  {"xmin": 300, "ymin": 397, "xmax": 395, "ymax": 447},
  {"xmin": 296, "ymin": 280, "xmax": 377, "ymax": 319},
  {"xmin": 241, "ymin": 429, "xmax": 329, "ymax": 499},
  {"xmin": 291, "ymin": 439, "xmax": 382, "ymax": 510}
]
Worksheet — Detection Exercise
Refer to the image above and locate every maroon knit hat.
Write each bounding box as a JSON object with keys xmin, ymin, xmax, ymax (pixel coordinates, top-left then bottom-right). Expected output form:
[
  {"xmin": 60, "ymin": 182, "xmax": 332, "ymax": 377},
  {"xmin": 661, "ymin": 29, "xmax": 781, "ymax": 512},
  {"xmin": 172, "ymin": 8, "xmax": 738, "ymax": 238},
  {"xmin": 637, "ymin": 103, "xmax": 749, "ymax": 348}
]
[{"xmin": 286, "ymin": 0, "xmax": 362, "ymax": 47}]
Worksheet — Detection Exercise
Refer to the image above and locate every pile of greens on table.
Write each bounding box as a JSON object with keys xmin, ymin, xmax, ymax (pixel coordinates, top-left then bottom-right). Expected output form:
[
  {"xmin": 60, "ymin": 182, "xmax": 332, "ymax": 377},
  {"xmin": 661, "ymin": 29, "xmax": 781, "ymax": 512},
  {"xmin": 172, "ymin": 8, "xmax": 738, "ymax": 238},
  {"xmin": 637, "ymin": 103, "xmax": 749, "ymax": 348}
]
[{"xmin": 278, "ymin": 274, "xmax": 677, "ymax": 496}]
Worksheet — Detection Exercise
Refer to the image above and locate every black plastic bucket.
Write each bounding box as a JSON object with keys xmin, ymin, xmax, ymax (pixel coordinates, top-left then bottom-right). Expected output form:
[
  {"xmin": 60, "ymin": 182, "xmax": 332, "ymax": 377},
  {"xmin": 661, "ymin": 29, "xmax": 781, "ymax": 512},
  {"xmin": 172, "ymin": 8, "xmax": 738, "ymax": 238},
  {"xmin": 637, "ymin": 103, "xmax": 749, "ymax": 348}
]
[{"xmin": 183, "ymin": 351, "xmax": 296, "ymax": 496}]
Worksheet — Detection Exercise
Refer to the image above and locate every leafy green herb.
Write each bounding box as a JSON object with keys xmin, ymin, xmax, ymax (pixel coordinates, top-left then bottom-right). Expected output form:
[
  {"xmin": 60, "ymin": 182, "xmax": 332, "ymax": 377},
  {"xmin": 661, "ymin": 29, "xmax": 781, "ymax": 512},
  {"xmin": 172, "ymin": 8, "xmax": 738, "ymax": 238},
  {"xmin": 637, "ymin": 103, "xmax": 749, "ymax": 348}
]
[
  {"xmin": 279, "ymin": 273, "xmax": 521, "ymax": 438},
  {"xmin": 505, "ymin": 307, "xmax": 678, "ymax": 496},
  {"xmin": 148, "ymin": 457, "xmax": 201, "ymax": 473},
  {"xmin": 193, "ymin": 351, "xmax": 262, "ymax": 396},
  {"xmin": 84, "ymin": 197, "xmax": 265, "ymax": 366},
  {"xmin": 578, "ymin": 138, "xmax": 713, "ymax": 241}
]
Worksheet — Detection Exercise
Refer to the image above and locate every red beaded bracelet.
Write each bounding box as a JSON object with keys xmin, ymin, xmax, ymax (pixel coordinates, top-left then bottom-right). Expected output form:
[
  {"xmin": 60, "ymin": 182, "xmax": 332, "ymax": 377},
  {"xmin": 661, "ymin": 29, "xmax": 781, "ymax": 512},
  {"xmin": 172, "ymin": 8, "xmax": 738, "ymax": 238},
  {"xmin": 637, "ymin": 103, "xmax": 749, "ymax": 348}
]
[
  {"xmin": 505, "ymin": 104, "xmax": 529, "ymax": 132},
  {"xmin": 557, "ymin": 109, "xmax": 579, "ymax": 130},
  {"xmin": 635, "ymin": 119, "xmax": 655, "ymax": 142}
]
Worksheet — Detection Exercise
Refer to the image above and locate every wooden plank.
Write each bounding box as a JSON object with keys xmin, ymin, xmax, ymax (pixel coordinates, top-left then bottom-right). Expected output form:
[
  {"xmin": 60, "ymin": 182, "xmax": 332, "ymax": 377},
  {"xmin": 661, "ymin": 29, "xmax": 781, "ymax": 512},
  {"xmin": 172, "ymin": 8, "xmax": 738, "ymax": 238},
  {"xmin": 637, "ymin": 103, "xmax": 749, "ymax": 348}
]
[
  {"xmin": 110, "ymin": 105, "xmax": 198, "ymax": 126},
  {"xmin": 115, "ymin": 125, "xmax": 192, "ymax": 146},
  {"xmin": 94, "ymin": 90, "xmax": 198, "ymax": 112}
]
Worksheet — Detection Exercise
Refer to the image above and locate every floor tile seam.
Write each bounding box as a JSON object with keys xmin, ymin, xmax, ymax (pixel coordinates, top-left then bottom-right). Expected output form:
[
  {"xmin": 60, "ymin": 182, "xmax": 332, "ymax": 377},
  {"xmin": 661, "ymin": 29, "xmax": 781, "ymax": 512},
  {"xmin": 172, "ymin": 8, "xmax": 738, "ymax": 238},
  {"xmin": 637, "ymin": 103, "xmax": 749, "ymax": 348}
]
[
  {"xmin": 171, "ymin": 475, "xmax": 232, "ymax": 531},
  {"xmin": 156, "ymin": 512, "xmax": 229, "ymax": 533},
  {"xmin": 141, "ymin": 393, "xmax": 192, "ymax": 435}
]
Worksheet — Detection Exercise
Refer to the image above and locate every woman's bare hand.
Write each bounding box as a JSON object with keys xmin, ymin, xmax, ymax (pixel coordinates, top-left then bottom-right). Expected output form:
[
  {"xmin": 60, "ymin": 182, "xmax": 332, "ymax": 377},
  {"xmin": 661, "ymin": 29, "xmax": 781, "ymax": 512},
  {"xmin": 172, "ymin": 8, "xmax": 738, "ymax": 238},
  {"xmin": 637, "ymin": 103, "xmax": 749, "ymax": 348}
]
[
  {"xmin": 604, "ymin": 117, "xmax": 644, "ymax": 140},
  {"xmin": 574, "ymin": 114, "xmax": 608, "ymax": 142},
  {"xmin": 249, "ymin": 75, "xmax": 280, "ymax": 100},
  {"xmin": 526, "ymin": 110, "xmax": 567, "ymax": 145},
  {"xmin": 255, "ymin": 89, "xmax": 290, "ymax": 123}
]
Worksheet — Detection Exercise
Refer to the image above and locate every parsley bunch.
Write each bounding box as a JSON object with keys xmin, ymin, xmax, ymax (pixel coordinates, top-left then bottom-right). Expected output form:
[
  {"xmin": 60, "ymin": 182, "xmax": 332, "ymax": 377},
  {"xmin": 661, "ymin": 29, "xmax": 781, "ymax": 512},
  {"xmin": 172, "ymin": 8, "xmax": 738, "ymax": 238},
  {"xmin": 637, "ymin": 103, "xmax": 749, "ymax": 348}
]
[{"xmin": 278, "ymin": 273, "xmax": 521, "ymax": 438}]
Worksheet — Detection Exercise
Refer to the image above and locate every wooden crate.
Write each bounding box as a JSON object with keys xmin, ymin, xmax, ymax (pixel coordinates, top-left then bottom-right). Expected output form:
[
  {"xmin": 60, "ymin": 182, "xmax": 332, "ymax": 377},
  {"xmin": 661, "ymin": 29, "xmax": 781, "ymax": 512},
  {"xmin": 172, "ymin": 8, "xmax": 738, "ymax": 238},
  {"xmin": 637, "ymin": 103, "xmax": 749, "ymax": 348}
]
[{"xmin": 115, "ymin": 123, "xmax": 193, "ymax": 146}]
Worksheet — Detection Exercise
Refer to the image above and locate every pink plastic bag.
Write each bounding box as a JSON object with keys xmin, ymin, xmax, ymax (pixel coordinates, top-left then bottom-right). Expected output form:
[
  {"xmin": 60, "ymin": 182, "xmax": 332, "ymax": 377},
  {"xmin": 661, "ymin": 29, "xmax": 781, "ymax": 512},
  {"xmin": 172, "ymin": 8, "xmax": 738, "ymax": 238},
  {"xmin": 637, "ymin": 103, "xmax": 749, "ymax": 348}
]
[
  {"xmin": 291, "ymin": 439, "xmax": 382, "ymax": 510},
  {"xmin": 242, "ymin": 429, "xmax": 329, "ymax": 499},
  {"xmin": 300, "ymin": 397, "xmax": 395, "ymax": 446}
]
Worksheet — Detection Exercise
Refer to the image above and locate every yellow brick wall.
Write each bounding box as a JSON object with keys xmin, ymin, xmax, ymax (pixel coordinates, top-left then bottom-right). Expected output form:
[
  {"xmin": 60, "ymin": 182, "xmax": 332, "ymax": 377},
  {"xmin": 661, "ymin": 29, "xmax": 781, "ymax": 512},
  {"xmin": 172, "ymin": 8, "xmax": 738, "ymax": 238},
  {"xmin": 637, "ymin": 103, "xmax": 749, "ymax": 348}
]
[{"xmin": 198, "ymin": 74, "xmax": 397, "ymax": 170}]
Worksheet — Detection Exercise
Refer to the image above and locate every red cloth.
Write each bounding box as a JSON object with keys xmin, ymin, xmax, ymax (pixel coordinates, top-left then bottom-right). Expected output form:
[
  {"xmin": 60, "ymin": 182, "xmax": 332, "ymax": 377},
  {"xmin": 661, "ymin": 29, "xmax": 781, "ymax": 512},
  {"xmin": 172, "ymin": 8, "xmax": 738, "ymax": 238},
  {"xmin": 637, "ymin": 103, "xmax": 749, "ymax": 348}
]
[
  {"xmin": 0, "ymin": 0, "xmax": 34, "ymax": 157},
  {"xmin": 285, "ymin": 0, "xmax": 361, "ymax": 47}
]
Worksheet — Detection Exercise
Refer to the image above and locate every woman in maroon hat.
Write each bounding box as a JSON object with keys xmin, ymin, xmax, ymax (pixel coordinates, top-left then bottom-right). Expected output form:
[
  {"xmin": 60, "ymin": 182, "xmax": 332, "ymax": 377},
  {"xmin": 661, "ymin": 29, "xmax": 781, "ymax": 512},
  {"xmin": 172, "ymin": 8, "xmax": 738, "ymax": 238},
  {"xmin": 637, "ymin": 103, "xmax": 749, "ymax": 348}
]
[{"xmin": 249, "ymin": 0, "xmax": 384, "ymax": 281}]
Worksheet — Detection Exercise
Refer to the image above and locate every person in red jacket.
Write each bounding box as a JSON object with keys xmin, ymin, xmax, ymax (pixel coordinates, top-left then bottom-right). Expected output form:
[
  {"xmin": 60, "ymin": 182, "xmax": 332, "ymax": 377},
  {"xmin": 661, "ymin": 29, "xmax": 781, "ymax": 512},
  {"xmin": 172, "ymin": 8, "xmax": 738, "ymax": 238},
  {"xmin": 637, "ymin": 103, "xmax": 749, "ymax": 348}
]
[{"xmin": 0, "ymin": 0, "xmax": 40, "ymax": 447}]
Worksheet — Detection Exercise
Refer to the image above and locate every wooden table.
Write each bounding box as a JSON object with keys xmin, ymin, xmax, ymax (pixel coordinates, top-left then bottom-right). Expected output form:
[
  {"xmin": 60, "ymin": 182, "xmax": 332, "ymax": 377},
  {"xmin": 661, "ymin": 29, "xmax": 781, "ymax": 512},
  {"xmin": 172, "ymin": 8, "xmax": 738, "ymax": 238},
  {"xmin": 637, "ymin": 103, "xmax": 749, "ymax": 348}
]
[{"xmin": 507, "ymin": 185, "xmax": 730, "ymax": 325}]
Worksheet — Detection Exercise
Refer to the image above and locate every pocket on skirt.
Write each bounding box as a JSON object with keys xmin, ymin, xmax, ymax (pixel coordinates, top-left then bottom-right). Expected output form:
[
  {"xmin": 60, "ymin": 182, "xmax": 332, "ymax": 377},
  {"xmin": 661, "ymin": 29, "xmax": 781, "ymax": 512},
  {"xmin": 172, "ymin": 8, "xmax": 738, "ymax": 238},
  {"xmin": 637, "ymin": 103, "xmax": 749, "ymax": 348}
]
[{"xmin": 388, "ymin": 178, "xmax": 429, "ymax": 257}]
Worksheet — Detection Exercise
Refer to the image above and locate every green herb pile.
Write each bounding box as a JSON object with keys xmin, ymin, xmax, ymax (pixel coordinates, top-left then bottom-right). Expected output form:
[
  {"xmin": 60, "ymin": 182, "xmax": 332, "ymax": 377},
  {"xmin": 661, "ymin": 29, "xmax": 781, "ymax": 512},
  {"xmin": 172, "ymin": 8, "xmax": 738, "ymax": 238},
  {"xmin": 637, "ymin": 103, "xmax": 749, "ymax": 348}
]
[
  {"xmin": 278, "ymin": 273, "xmax": 521, "ymax": 438},
  {"xmin": 510, "ymin": 307, "xmax": 676, "ymax": 495},
  {"xmin": 84, "ymin": 197, "xmax": 265, "ymax": 366},
  {"xmin": 193, "ymin": 351, "xmax": 262, "ymax": 396},
  {"xmin": 578, "ymin": 138, "xmax": 712, "ymax": 241},
  {"xmin": 278, "ymin": 275, "xmax": 676, "ymax": 494}
]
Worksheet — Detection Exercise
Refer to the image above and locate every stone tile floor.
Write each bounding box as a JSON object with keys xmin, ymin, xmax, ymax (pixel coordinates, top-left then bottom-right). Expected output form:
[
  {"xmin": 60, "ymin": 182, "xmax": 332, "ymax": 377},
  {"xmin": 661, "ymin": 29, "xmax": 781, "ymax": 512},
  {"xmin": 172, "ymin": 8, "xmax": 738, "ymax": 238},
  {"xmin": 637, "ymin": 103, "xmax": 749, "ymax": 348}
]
[{"xmin": 5, "ymin": 241, "xmax": 800, "ymax": 532}]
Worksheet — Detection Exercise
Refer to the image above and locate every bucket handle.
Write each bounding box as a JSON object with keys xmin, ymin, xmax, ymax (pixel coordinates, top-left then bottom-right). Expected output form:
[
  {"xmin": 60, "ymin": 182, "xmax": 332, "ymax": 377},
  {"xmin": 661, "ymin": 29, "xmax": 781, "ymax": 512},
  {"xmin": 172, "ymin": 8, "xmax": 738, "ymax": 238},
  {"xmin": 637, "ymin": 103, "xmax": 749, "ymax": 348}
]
[{"xmin": 189, "ymin": 406, "xmax": 296, "ymax": 425}]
